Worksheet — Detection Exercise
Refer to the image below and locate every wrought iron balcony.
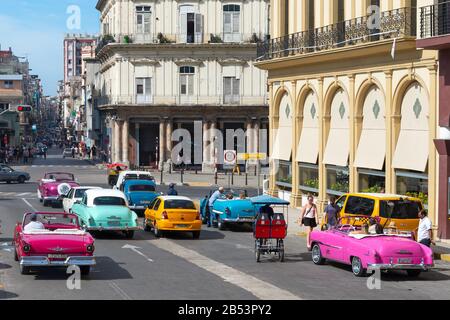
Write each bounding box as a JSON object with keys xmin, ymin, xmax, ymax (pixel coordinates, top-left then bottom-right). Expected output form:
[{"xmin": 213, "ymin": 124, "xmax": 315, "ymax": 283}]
[
  {"xmin": 257, "ymin": 7, "xmax": 416, "ymax": 61},
  {"xmin": 420, "ymin": 1, "xmax": 450, "ymax": 38}
]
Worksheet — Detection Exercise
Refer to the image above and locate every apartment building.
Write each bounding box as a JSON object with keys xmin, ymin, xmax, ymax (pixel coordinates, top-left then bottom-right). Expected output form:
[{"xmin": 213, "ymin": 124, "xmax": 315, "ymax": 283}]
[{"xmin": 95, "ymin": 0, "xmax": 269, "ymax": 171}]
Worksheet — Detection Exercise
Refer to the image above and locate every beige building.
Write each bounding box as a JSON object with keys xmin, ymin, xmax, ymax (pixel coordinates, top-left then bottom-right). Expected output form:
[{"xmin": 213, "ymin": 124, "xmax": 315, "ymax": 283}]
[
  {"xmin": 256, "ymin": 0, "xmax": 440, "ymax": 232},
  {"xmin": 95, "ymin": 0, "xmax": 269, "ymax": 171}
]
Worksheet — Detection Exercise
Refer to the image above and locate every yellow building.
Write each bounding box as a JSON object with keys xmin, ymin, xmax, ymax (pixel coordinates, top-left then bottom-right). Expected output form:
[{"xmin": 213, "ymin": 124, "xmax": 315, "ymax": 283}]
[{"xmin": 255, "ymin": 0, "xmax": 439, "ymax": 230}]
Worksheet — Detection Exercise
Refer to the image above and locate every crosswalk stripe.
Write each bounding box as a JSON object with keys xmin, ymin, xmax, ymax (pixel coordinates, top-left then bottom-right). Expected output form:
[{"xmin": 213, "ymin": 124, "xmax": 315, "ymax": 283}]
[{"xmin": 150, "ymin": 239, "xmax": 302, "ymax": 300}]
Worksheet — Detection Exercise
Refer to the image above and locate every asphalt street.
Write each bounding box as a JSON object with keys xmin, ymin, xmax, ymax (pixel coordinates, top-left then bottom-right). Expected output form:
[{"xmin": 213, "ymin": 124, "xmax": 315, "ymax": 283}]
[{"xmin": 1, "ymin": 148, "xmax": 450, "ymax": 300}]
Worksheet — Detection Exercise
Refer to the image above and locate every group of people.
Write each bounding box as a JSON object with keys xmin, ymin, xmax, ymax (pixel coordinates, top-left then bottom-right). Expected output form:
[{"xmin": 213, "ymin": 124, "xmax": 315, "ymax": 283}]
[
  {"xmin": 298, "ymin": 195, "xmax": 435, "ymax": 249},
  {"xmin": 67, "ymin": 143, "xmax": 98, "ymax": 160},
  {"xmin": 0, "ymin": 145, "xmax": 39, "ymax": 164}
]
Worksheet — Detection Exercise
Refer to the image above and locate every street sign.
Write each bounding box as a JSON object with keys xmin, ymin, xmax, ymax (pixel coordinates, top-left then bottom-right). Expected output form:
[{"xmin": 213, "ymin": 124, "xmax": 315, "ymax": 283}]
[
  {"xmin": 223, "ymin": 150, "xmax": 237, "ymax": 166},
  {"xmin": 237, "ymin": 153, "xmax": 267, "ymax": 161}
]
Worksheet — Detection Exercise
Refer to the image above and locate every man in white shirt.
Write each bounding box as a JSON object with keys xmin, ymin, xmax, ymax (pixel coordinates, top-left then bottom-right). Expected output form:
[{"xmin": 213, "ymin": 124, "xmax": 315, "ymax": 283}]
[
  {"xmin": 416, "ymin": 210, "xmax": 434, "ymax": 248},
  {"xmin": 24, "ymin": 214, "xmax": 45, "ymax": 233}
]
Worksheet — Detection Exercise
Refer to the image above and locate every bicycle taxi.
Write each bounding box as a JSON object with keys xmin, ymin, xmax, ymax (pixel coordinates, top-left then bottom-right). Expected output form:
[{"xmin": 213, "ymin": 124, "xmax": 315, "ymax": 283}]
[
  {"xmin": 251, "ymin": 195, "xmax": 290, "ymax": 263},
  {"xmin": 106, "ymin": 163, "xmax": 128, "ymax": 186}
]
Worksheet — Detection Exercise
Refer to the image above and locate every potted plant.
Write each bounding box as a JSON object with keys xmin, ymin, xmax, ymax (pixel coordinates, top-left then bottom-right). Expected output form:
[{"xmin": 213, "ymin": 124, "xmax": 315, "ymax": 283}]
[
  {"xmin": 157, "ymin": 33, "xmax": 173, "ymax": 44},
  {"xmin": 123, "ymin": 35, "xmax": 131, "ymax": 44},
  {"xmin": 209, "ymin": 34, "xmax": 223, "ymax": 43}
]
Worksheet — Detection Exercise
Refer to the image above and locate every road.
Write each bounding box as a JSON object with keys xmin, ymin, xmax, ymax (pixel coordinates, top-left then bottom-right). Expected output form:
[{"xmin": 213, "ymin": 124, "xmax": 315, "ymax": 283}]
[{"xmin": 1, "ymin": 147, "xmax": 450, "ymax": 300}]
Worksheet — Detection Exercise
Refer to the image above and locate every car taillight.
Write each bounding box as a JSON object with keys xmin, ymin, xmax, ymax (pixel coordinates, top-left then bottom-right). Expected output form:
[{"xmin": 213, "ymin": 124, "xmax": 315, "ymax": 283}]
[
  {"xmin": 162, "ymin": 211, "xmax": 168, "ymax": 219},
  {"xmin": 23, "ymin": 243, "xmax": 31, "ymax": 253},
  {"xmin": 86, "ymin": 244, "xmax": 94, "ymax": 253},
  {"xmin": 196, "ymin": 212, "xmax": 201, "ymax": 220}
]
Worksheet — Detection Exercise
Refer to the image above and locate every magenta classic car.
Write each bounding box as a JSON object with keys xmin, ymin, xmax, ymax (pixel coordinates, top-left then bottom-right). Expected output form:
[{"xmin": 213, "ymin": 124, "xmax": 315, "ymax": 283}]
[
  {"xmin": 13, "ymin": 212, "xmax": 95, "ymax": 275},
  {"xmin": 309, "ymin": 216, "xmax": 434, "ymax": 277},
  {"xmin": 37, "ymin": 172, "xmax": 79, "ymax": 207}
]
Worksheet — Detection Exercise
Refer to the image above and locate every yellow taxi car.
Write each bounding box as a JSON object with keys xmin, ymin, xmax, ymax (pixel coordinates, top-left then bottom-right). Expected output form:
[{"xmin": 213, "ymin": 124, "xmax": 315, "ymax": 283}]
[
  {"xmin": 143, "ymin": 196, "xmax": 202, "ymax": 239},
  {"xmin": 323, "ymin": 193, "xmax": 424, "ymax": 232}
]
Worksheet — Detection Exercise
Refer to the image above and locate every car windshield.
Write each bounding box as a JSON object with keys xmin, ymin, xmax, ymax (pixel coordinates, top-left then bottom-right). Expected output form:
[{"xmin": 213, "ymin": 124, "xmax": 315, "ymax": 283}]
[
  {"xmin": 129, "ymin": 185, "xmax": 156, "ymax": 192},
  {"xmin": 45, "ymin": 173, "xmax": 74, "ymax": 181},
  {"xmin": 164, "ymin": 199, "xmax": 196, "ymax": 210},
  {"xmin": 379, "ymin": 200, "xmax": 422, "ymax": 219},
  {"xmin": 74, "ymin": 188, "xmax": 90, "ymax": 198},
  {"xmin": 93, "ymin": 196, "xmax": 126, "ymax": 206},
  {"xmin": 24, "ymin": 213, "xmax": 79, "ymax": 228}
]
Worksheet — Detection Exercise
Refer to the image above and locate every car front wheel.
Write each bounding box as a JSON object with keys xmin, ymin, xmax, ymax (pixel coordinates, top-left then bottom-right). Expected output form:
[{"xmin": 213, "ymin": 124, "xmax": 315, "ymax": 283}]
[{"xmin": 17, "ymin": 176, "xmax": 26, "ymax": 184}]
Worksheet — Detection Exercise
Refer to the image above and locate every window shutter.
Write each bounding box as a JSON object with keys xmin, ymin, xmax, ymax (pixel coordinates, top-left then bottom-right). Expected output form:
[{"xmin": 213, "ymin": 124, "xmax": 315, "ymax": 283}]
[
  {"xmin": 195, "ymin": 14, "xmax": 203, "ymax": 43},
  {"xmin": 144, "ymin": 13, "xmax": 151, "ymax": 33},
  {"xmin": 136, "ymin": 14, "xmax": 143, "ymax": 33},
  {"xmin": 180, "ymin": 75, "xmax": 187, "ymax": 94},
  {"xmin": 224, "ymin": 77, "xmax": 232, "ymax": 97},
  {"xmin": 232, "ymin": 78, "xmax": 240, "ymax": 96},
  {"xmin": 224, "ymin": 13, "xmax": 232, "ymax": 33},
  {"xmin": 188, "ymin": 75, "xmax": 194, "ymax": 95},
  {"xmin": 145, "ymin": 78, "xmax": 151, "ymax": 95},
  {"xmin": 180, "ymin": 13, "xmax": 187, "ymax": 43},
  {"xmin": 136, "ymin": 78, "xmax": 144, "ymax": 94},
  {"xmin": 232, "ymin": 13, "xmax": 240, "ymax": 33}
]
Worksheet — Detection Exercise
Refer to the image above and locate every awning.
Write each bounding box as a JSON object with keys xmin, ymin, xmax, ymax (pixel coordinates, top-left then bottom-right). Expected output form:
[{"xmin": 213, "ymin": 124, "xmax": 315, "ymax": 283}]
[
  {"xmin": 271, "ymin": 126, "xmax": 292, "ymax": 161},
  {"xmin": 323, "ymin": 128, "xmax": 349, "ymax": 167},
  {"xmin": 296, "ymin": 127, "xmax": 319, "ymax": 164},
  {"xmin": 392, "ymin": 129, "xmax": 428, "ymax": 172},
  {"xmin": 354, "ymin": 129, "xmax": 386, "ymax": 170}
]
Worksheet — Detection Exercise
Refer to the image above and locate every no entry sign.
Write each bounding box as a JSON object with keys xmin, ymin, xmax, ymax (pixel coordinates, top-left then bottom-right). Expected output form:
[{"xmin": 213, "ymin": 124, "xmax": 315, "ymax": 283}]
[{"xmin": 223, "ymin": 150, "xmax": 237, "ymax": 166}]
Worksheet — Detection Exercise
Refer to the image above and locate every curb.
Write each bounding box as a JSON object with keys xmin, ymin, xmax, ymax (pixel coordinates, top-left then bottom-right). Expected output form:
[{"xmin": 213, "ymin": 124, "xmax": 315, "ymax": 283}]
[{"xmin": 440, "ymin": 254, "xmax": 450, "ymax": 262}]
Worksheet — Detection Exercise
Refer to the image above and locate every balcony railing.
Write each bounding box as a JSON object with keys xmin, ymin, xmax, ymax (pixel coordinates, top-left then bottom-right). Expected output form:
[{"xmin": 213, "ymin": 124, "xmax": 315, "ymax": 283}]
[
  {"xmin": 97, "ymin": 94, "xmax": 268, "ymax": 107},
  {"xmin": 420, "ymin": 1, "xmax": 450, "ymax": 38},
  {"xmin": 257, "ymin": 7, "xmax": 416, "ymax": 61}
]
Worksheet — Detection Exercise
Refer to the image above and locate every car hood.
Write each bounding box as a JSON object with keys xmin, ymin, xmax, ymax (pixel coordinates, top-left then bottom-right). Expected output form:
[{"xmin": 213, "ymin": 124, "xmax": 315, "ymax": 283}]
[{"xmin": 22, "ymin": 233, "xmax": 93, "ymax": 254}]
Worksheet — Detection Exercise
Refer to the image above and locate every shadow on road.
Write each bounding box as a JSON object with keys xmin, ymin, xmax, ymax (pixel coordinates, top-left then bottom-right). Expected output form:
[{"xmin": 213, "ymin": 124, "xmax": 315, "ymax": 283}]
[
  {"xmin": 0, "ymin": 262, "xmax": 12, "ymax": 270},
  {"xmin": 159, "ymin": 229, "xmax": 226, "ymax": 241},
  {"xmin": 30, "ymin": 256, "xmax": 133, "ymax": 281},
  {"xmin": 0, "ymin": 290, "xmax": 19, "ymax": 299}
]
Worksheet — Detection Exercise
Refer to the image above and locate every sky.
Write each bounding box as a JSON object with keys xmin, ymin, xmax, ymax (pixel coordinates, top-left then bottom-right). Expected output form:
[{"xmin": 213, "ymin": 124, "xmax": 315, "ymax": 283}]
[{"xmin": 0, "ymin": 0, "xmax": 100, "ymax": 96}]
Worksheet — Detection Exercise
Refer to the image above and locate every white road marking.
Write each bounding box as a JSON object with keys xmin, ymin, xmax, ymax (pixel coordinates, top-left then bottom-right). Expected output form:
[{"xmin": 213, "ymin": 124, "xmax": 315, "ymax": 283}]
[
  {"xmin": 122, "ymin": 244, "xmax": 153, "ymax": 262},
  {"xmin": 17, "ymin": 193, "xmax": 29, "ymax": 197},
  {"xmin": 150, "ymin": 239, "xmax": 302, "ymax": 300},
  {"xmin": 109, "ymin": 281, "xmax": 132, "ymax": 300},
  {"xmin": 22, "ymin": 198, "xmax": 38, "ymax": 211}
]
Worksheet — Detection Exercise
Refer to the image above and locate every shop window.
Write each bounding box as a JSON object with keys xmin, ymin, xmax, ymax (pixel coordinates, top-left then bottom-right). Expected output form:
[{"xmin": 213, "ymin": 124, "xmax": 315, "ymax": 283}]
[
  {"xmin": 299, "ymin": 163, "xmax": 319, "ymax": 195},
  {"xmin": 358, "ymin": 168, "xmax": 385, "ymax": 193},
  {"xmin": 326, "ymin": 165, "xmax": 349, "ymax": 196},
  {"xmin": 276, "ymin": 160, "xmax": 292, "ymax": 190},
  {"xmin": 396, "ymin": 170, "xmax": 428, "ymax": 207}
]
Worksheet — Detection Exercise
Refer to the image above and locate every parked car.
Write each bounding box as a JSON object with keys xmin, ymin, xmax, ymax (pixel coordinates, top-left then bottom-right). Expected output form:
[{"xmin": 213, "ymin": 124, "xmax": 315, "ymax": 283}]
[
  {"xmin": 144, "ymin": 196, "xmax": 202, "ymax": 239},
  {"xmin": 37, "ymin": 172, "xmax": 79, "ymax": 207},
  {"xmin": 113, "ymin": 171, "xmax": 155, "ymax": 190},
  {"xmin": 310, "ymin": 215, "xmax": 434, "ymax": 277},
  {"xmin": 0, "ymin": 164, "xmax": 30, "ymax": 184},
  {"xmin": 199, "ymin": 189, "xmax": 255, "ymax": 230},
  {"xmin": 62, "ymin": 148, "xmax": 72, "ymax": 158},
  {"xmin": 61, "ymin": 186, "xmax": 103, "ymax": 213},
  {"xmin": 326, "ymin": 193, "xmax": 424, "ymax": 232},
  {"xmin": 123, "ymin": 179, "xmax": 159, "ymax": 213},
  {"xmin": 13, "ymin": 212, "xmax": 96, "ymax": 275},
  {"xmin": 71, "ymin": 189, "xmax": 139, "ymax": 239}
]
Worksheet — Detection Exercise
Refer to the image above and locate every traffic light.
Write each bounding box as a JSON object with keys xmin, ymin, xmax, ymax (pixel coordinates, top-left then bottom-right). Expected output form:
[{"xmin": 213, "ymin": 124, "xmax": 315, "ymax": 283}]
[{"xmin": 17, "ymin": 105, "xmax": 32, "ymax": 112}]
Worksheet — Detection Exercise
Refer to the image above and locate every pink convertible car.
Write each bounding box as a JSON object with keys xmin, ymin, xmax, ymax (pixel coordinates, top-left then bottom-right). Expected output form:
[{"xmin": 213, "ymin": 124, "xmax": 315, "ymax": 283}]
[
  {"xmin": 309, "ymin": 216, "xmax": 434, "ymax": 277},
  {"xmin": 13, "ymin": 212, "xmax": 95, "ymax": 275},
  {"xmin": 37, "ymin": 172, "xmax": 79, "ymax": 207}
]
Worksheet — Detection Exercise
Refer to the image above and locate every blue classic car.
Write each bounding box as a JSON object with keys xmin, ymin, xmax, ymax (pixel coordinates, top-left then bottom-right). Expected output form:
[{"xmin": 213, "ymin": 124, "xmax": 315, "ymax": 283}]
[
  {"xmin": 200, "ymin": 189, "xmax": 256, "ymax": 230},
  {"xmin": 122, "ymin": 179, "xmax": 159, "ymax": 212}
]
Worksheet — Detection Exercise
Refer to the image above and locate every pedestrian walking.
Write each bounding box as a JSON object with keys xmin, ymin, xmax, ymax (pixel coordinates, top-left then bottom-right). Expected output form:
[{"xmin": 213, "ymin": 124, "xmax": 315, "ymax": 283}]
[
  {"xmin": 167, "ymin": 183, "xmax": 178, "ymax": 196},
  {"xmin": 415, "ymin": 209, "xmax": 435, "ymax": 248},
  {"xmin": 71, "ymin": 146, "xmax": 76, "ymax": 158},
  {"xmin": 23, "ymin": 148, "xmax": 29, "ymax": 164},
  {"xmin": 298, "ymin": 195, "xmax": 319, "ymax": 250},
  {"xmin": 91, "ymin": 145, "xmax": 97, "ymax": 160},
  {"xmin": 323, "ymin": 196, "xmax": 339, "ymax": 230}
]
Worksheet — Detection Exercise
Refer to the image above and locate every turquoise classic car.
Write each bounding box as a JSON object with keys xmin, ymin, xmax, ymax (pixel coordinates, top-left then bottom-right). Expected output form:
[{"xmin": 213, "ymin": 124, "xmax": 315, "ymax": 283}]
[
  {"xmin": 122, "ymin": 179, "xmax": 159, "ymax": 212},
  {"xmin": 200, "ymin": 189, "xmax": 256, "ymax": 230},
  {"xmin": 71, "ymin": 189, "xmax": 139, "ymax": 239}
]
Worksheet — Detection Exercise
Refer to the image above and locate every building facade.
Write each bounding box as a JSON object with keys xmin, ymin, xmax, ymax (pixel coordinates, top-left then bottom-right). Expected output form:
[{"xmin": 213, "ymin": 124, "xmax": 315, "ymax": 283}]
[
  {"xmin": 256, "ymin": 0, "xmax": 441, "ymax": 236},
  {"xmin": 95, "ymin": 0, "xmax": 269, "ymax": 171}
]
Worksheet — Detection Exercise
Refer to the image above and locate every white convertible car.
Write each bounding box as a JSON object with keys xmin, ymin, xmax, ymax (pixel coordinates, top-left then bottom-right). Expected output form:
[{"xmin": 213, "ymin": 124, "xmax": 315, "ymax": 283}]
[{"xmin": 62, "ymin": 186, "xmax": 102, "ymax": 213}]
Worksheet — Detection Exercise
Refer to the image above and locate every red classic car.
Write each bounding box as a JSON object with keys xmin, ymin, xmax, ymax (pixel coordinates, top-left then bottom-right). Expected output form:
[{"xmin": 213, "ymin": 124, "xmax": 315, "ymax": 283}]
[
  {"xmin": 37, "ymin": 172, "xmax": 79, "ymax": 207},
  {"xmin": 13, "ymin": 212, "xmax": 96, "ymax": 275}
]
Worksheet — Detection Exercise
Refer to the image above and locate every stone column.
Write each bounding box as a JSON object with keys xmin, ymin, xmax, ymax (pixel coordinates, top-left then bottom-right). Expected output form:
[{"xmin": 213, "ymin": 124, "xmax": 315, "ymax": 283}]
[
  {"xmin": 110, "ymin": 120, "xmax": 116, "ymax": 163},
  {"xmin": 385, "ymin": 70, "xmax": 395, "ymax": 193},
  {"xmin": 114, "ymin": 120, "xmax": 122, "ymax": 163},
  {"xmin": 210, "ymin": 121, "xmax": 217, "ymax": 169},
  {"xmin": 428, "ymin": 66, "xmax": 438, "ymax": 228},
  {"xmin": 290, "ymin": 80, "xmax": 302, "ymax": 207},
  {"xmin": 268, "ymin": 82, "xmax": 278, "ymax": 197},
  {"xmin": 159, "ymin": 120, "xmax": 166, "ymax": 170},
  {"xmin": 318, "ymin": 78, "xmax": 327, "ymax": 213},
  {"xmin": 122, "ymin": 119, "xmax": 129, "ymax": 165},
  {"xmin": 165, "ymin": 119, "xmax": 173, "ymax": 171},
  {"xmin": 202, "ymin": 121, "xmax": 210, "ymax": 168},
  {"xmin": 348, "ymin": 74, "xmax": 358, "ymax": 192}
]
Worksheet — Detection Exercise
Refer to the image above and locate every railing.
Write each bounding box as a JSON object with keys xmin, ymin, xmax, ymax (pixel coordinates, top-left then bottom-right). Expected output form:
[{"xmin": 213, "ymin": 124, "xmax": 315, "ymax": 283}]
[
  {"xmin": 420, "ymin": 1, "xmax": 450, "ymax": 38},
  {"xmin": 257, "ymin": 7, "xmax": 416, "ymax": 61},
  {"xmin": 97, "ymin": 94, "xmax": 268, "ymax": 106}
]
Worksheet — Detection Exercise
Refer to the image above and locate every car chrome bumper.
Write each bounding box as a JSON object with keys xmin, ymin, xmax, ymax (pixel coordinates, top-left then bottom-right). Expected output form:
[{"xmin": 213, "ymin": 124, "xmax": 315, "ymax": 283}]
[
  {"xmin": 367, "ymin": 263, "xmax": 433, "ymax": 271},
  {"xmin": 20, "ymin": 256, "xmax": 96, "ymax": 267},
  {"xmin": 43, "ymin": 196, "xmax": 59, "ymax": 201},
  {"xmin": 222, "ymin": 218, "xmax": 255, "ymax": 223},
  {"xmin": 86, "ymin": 226, "xmax": 140, "ymax": 231}
]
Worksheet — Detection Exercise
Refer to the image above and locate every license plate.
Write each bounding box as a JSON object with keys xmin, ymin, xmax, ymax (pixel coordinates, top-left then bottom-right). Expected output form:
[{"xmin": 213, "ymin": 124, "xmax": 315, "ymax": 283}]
[
  {"xmin": 48, "ymin": 254, "xmax": 68, "ymax": 259},
  {"xmin": 108, "ymin": 221, "xmax": 121, "ymax": 226},
  {"xmin": 175, "ymin": 224, "xmax": 189, "ymax": 228},
  {"xmin": 141, "ymin": 201, "xmax": 151, "ymax": 204},
  {"xmin": 398, "ymin": 258, "xmax": 412, "ymax": 264}
]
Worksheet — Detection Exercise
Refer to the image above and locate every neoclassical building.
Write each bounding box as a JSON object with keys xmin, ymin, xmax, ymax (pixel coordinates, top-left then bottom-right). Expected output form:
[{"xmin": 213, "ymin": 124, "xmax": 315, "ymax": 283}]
[
  {"xmin": 256, "ymin": 1, "xmax": 442, "ymax": 236},
  {"xmin": 94, "ymin": 0, "xmax": 269, "ymax": 171}
]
